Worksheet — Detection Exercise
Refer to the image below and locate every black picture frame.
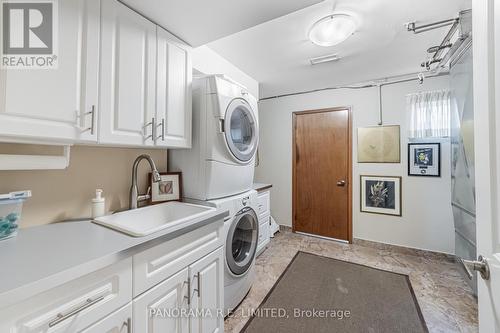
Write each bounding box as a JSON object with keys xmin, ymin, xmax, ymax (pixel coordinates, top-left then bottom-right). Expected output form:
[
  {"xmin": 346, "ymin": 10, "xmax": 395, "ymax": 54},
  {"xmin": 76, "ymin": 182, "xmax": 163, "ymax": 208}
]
[
  {"xmin": 408, "ymin": 142, "xmax": 441, "ymax": 177},
  {"xmin": 360, "ymin": 175, "xmax": 402, "ymax": 216}
]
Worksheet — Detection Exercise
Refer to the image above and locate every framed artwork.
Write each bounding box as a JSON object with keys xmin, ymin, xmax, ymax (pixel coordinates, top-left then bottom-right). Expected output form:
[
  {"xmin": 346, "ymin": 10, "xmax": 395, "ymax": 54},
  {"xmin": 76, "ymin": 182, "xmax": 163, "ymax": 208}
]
[
  {"xmin": 149, "ymin": 172, "xmax": 182, "ymax": 204},
  {"xmin": 357, "ymin": 125, "xmax": 401, "ymax": 163},
  {"xmin": 408, "ymin": 143, "xmax": 441, "ymax": 177},
  {"xmin": 360, "ymin": 175, "xmax": 402, "ymax": 216}
]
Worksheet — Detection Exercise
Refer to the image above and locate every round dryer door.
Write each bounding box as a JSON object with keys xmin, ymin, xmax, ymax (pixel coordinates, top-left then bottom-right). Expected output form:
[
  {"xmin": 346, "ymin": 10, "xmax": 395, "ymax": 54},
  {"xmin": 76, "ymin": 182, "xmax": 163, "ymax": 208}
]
[
  {"xmin": 226, "ymin": 207, "xmax": 259, "ymax": 276},
  {"xmin": 224, "ymin": 99, "xmax": 259, "ymax": 163}
]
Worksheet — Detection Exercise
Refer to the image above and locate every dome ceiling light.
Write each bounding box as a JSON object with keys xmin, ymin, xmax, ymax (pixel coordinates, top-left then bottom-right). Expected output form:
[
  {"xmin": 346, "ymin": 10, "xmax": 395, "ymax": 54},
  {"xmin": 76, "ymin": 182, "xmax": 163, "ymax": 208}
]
[{"xmin": 308, "ymin": 13, "xmax": 357, "ymax": 47}]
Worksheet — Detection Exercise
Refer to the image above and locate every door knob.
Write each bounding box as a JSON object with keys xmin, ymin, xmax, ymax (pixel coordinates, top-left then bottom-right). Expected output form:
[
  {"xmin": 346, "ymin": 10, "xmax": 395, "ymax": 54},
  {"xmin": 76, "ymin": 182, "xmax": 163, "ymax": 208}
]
[
  {"xmin": 459, "ymin": 255, "xmax": 490, "ymax": 280},
  {"xmin": 336, "ymin": 180, "xmax": 346, "ymax": 187}
]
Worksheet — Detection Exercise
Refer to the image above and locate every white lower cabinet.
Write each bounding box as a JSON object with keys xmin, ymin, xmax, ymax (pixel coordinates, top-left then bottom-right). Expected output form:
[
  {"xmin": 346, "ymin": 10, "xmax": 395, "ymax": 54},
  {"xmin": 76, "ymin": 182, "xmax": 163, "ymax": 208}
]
[
  {"xmin": 256, "ymin": 190, "xmax": 271, "ymax": 255},
  {"xmin": 133, "ymin": 268, "xmax": 190, "ymax": 333},
  {"xmin": 189, "ymin": 247, "xmax": 224, "ymax": 333},
  {"xmin": 0, "ymin": 258, "xmax": 133, "ymax": 333},
  {"xmin": 1, "ymin": 222, "xmax": 225, "ymax": 333},
  {"xmin": 133, "ymin": 247, "xmax": 224, "ymax": 333},
  {"xmin": 80, "ymin": 303, "xmax": 132, "ymax": 333}
]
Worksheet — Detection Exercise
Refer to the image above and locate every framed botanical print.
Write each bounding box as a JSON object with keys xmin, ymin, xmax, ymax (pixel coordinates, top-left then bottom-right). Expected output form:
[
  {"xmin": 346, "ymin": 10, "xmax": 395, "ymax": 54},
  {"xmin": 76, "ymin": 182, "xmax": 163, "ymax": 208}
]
[
  {"xmin": 360, "ymin": 175, "xmax": 402, "ymax": 216},
  {"xmin": 408, "ymin": 143, "xmax": 441, "ymax": 177},
  {"xmin": 149, "ymin": 172, "xmax": 182, "ymax": 204},
  {"xmin": 357, "ymin": 125, "xmax": 401, "ymax": 163}
]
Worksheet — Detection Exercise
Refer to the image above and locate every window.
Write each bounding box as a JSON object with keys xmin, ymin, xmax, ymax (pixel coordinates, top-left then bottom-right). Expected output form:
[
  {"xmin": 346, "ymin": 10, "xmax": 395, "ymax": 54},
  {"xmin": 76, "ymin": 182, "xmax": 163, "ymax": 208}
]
[{"xmin": 407, "ymin": 90, "xmax": 451, "ymax": 138}]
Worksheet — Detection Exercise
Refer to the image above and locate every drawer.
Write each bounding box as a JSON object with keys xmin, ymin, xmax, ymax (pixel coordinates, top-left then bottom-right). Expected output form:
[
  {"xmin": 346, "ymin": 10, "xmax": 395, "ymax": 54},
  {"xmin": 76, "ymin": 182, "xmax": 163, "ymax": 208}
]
[
  {"xmin": 133, "ymin": 220, "xmax": 223, "ymax": 296},
  {"xmin": 80, "ymin": 303, "xmax": 132, "ymax": 333},
  {"xmin": 258, "ymin": 220, "xmax": 270, "ymax": 247},
  {"xmin": 0, "ymin": 258, "xmax": 132, "ymax": 333},
  {"xmin": 257, "ymin": 191, "xmax": 270, "ymax": 218}
]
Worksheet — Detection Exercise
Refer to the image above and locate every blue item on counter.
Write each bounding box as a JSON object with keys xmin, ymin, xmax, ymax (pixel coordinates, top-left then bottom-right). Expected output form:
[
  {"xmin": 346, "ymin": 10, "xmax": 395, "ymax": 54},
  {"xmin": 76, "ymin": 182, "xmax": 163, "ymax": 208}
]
[{"xmin": 6, "ymin": 213, "xmax": 19, "ymax": 222}]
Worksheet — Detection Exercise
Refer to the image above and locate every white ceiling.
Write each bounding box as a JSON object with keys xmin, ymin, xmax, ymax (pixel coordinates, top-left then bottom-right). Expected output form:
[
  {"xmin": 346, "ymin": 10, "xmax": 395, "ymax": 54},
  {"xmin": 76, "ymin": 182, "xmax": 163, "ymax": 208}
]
[
  {"xmin": 208, "ymin": 0, "xmax": 471, "ymax": 98},
  {"xmin": 120, "ymin": 0, "xmax": 323, "ymax": 46}
]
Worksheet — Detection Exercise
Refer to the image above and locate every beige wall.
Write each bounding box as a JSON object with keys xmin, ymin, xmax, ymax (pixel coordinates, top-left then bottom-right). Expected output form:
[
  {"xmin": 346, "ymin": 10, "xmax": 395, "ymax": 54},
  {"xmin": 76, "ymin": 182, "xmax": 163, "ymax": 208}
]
[{"xmin": 0, "ymin": 145, "xmax": 167, "ymax": 228}]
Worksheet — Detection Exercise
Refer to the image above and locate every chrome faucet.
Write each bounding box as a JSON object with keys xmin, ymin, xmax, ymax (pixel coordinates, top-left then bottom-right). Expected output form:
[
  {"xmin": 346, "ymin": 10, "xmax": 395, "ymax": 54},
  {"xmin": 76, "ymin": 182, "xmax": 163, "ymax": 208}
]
[{"xmin": 129, "ymin": 154, "xmax": 162, "ymax": 209}]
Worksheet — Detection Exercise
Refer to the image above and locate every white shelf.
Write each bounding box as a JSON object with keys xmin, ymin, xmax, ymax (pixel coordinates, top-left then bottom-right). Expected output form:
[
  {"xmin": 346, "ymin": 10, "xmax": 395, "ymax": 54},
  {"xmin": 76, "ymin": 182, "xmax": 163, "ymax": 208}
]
[{"xmin": 0, "ymin": 146, "xmax": 71, "ymax": 170}]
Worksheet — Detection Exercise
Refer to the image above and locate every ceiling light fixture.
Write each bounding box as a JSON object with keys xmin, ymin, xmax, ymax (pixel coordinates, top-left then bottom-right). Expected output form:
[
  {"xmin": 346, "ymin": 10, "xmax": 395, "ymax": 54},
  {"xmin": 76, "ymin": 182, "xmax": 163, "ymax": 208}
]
[
  {"xmin": 310, "ymin": 53, "xmax": 341, "ymax": 65},
  {"xmin": 308, "ymin": 13, "xmax": 357, "ymax": 47}
]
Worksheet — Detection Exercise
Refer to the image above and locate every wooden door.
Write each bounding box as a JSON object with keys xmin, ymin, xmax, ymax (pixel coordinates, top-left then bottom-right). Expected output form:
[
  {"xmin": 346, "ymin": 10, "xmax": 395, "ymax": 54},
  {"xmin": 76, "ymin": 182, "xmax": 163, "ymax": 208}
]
[
  {"xmin": 0, "ymin": 0, "xmax": 100, "ymax": 144},
  {"xmin": 293, "ymin": 108, "xmax": 352, "ymax": 242},
  {"xmin": 156, "ymin": 27, "xmax": 192, "ymax": 148},
  {"xmin": 99, "ymin": 0, "xmax": 156, "ymax": 147}
]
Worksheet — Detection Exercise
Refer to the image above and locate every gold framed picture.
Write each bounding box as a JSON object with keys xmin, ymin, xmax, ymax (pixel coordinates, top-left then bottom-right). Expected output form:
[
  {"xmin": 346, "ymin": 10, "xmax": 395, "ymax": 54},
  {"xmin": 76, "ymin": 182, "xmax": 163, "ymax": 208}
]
[{"xmin": 357, "ymin": 125, "xmax": 401, "ymax": 163}]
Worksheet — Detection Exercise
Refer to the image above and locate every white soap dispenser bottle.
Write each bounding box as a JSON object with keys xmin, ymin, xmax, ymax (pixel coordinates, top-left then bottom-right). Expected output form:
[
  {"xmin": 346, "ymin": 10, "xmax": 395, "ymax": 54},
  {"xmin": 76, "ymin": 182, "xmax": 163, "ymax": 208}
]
[{"xmin": 92, "ymin": 189, "xmax": 105, "ymax": 218}]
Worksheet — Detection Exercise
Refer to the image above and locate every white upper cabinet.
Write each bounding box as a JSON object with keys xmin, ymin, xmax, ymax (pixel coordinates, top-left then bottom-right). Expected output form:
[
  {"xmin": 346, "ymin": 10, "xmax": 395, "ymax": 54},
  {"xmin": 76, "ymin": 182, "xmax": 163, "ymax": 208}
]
[
  {"xmin": 0, "ymin": 0, "xmax": 192, "ymax": 148},
  {"xmin": 0, "ymin": 0, "xmax": 100, "ymax": 144},
  {"xmin": 99, "ymin": 0, "xmax": 157, "ymax": 147},
  {"xmin": 156, "ymin": 27, "xmax": 192, "ymax": 148}
]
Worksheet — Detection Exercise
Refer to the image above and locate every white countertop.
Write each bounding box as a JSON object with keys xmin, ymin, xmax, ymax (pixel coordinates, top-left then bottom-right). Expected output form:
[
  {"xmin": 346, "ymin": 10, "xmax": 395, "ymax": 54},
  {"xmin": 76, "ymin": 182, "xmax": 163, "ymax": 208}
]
[{"xmin": 0, "ymin": 208, "xmax": 228, "ymax": 307}]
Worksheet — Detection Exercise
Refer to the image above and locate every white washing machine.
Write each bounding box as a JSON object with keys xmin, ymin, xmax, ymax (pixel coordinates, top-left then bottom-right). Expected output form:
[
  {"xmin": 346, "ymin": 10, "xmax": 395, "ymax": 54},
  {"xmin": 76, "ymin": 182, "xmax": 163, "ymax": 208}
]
[
  {"xmin": 202, "ymin": 190, "xmax": 259, "ymax": 313},
  {"xmin": 169, "ymin": 75, "xmax": 259, "ymax": 200}
]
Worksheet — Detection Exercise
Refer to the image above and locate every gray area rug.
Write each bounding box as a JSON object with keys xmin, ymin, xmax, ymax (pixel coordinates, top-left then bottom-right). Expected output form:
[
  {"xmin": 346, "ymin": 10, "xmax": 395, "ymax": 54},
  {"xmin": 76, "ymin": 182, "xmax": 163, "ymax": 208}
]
[{"xmin": 241, "ymin": 251, "xmax": 428, "ymax": 333}]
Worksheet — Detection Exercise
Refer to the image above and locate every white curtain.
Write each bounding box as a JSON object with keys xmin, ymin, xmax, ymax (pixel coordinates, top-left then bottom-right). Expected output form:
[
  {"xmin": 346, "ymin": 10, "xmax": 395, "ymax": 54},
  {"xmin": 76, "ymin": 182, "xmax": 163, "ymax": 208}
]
[{"xmin": 407, "ymin": 90, "xmax": 451, "ymax": 138}]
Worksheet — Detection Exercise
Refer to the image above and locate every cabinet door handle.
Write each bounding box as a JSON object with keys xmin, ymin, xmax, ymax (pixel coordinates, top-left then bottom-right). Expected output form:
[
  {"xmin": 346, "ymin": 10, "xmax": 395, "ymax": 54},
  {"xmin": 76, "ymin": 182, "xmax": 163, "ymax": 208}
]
[
  {"xmin": 124, "ymin": 317, "xmax": 131, "ymax": 333},
  {"xmin": 145, "ymin": 117, "xmax": 155, "ymax": 141},
  {"xmin": 48, "ymin": 295, "xmax": 105, "ymax": 328},
  {"xmin": 184, "ymin": 278, "xmax": 191, "ymax": 305},
  {"xmin": 156, "ymin": 118, "xmax": 165, "ymax": 141},
  {"xmin": 193, "ymin": 272, "xmax": 201, "ymax": 297},
  {"xmin": 89, "ymin": 105, "xmax": 96, "ymax": 135},
  {"xmin": 80, "ymin": 105, "xmax": 95, "ymax": 135}
]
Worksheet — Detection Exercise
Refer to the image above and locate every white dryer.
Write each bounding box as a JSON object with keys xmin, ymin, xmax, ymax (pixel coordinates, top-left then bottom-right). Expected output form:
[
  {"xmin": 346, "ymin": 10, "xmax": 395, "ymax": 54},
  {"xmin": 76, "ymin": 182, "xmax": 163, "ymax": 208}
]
[
  {"xmin": 205, "ymin": 190, "xmax": 259, "ymax": 313},
  {"xmin": 169, "ymin": 75, "xmax": 259, "ymax": 200}
]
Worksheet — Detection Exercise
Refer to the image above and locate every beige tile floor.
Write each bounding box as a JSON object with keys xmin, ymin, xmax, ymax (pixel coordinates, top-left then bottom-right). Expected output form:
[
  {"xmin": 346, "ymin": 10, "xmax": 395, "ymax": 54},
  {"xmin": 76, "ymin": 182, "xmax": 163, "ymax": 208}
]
[{"xmin": 224, "ymin": 229, "xmax": 478, "ymax": 333}]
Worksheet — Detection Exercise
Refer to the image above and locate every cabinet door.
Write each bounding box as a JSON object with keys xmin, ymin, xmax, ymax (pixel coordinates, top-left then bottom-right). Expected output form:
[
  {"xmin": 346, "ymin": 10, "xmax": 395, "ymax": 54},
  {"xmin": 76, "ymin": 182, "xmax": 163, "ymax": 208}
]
[
  {"xmin": 189, "ymin": 247, "xmax": 224, "ymax": 333},
  {"xmin": 133, "ymin": 268, "xmax": 189, "ymax": 333},
  {"xmin": 156, "ymin": 27, "xmax": 192, "ymax": 148},
  {"xmin": 0, "ymin": 0, "xmax": 99, "ymax": 144},
  {"xmin": 99, "ymin": 0, "xmax": 156, "ymax": 147},
  {"xmin": 80, "ymin": 303, "xmax": 132, "ymax": 333}
]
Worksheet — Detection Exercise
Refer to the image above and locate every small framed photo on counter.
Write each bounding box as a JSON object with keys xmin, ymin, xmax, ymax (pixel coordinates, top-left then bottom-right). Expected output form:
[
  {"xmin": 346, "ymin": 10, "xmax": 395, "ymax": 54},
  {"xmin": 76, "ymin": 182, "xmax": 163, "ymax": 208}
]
[
  {"xmin": 149, "ymin": 172, "xmax": 182, "ymax": 204},
  {"xmin": 408, "ymin": 142, "xmax": 441, "ymax": 177}
]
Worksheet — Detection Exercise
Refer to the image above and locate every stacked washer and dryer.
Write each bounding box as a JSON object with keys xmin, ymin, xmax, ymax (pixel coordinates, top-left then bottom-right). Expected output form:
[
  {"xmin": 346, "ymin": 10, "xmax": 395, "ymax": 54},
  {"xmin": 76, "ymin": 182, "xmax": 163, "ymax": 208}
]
[{"xmin": 169, "ymin": 75, "xmax": 260, "ymax": 313}]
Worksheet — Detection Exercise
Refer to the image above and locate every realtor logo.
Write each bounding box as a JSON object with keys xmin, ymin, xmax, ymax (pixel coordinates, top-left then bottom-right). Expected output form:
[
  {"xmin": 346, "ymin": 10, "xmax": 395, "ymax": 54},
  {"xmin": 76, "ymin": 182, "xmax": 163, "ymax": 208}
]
[{"xmin": 1, "ymin": 0, "xmax": 58, "ymax": 69}]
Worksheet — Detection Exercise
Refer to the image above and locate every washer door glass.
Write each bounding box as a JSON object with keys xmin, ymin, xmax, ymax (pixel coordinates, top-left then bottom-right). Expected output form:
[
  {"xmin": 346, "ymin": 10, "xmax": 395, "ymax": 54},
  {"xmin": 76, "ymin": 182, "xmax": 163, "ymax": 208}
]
[
  {"xmin": 224, "ymin": 99, "xmax": 258, "ymax": 162},
  {"xmin": 226, "ymin": 208, "xmax": 259, "ymax": 276}
]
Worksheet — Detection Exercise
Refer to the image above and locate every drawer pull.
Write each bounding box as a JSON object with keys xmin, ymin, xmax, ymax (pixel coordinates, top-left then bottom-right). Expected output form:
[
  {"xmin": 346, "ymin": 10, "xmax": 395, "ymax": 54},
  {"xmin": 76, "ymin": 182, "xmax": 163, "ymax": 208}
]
[{"xmin": 48, "ymin": 295, "xmax": 105, "ymax": 328}]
